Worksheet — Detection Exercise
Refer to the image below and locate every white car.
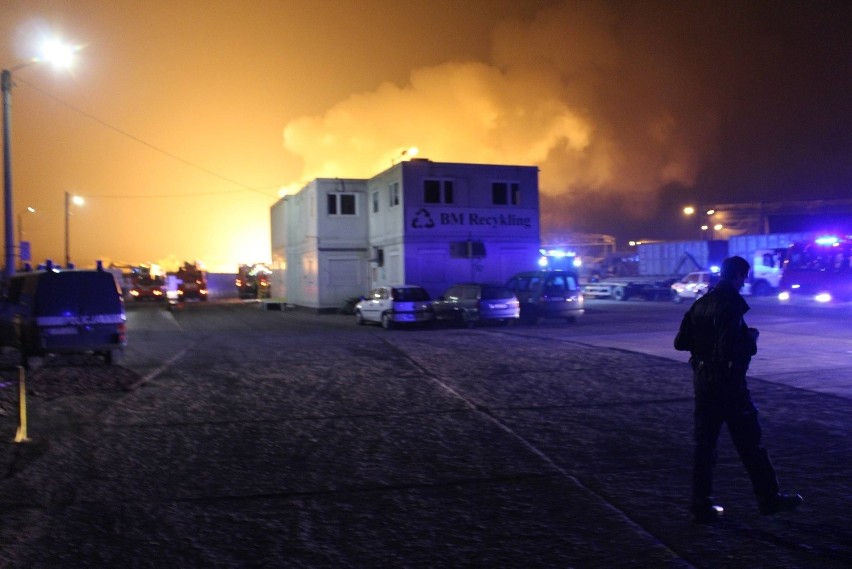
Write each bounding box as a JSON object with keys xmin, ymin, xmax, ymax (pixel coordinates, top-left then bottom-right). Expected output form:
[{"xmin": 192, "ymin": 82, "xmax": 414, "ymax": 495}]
[
  {"xmin": 354, "ymin": 285, "xmax": 434, "ymax": 329},
  {"xmin": 671, "ymin": 271, "xmax": 720, "ymax": 303}
]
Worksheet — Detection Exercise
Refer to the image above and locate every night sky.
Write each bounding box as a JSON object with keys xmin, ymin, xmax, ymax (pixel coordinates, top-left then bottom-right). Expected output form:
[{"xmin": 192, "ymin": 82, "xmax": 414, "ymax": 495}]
[{"xmin": 1, "ymin": 0, "xmax": 849, "ymax": 271}]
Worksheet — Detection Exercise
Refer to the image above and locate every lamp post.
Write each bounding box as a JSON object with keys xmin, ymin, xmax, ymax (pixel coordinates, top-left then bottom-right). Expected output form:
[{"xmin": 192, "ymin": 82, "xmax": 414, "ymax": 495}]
[
  {"xmin": 64, "ymin": 192, "xmax": 84, "ymax": 268},
  {"xmin": 2, "ymin": 68, "xmax": 14, "ymax": 281},
  {"xmin": 3, "ymin": 40, "xmax": 79, "ymax": 280}
]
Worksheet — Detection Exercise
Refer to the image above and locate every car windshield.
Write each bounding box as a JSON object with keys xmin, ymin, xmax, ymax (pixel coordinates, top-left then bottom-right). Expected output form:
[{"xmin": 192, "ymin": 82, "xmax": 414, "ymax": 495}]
[
  {"xmin": 392, "ymin": 287, "xmax": 430, "ymax": 301},
  {"xmin": 481, "ymin": 286, "xmax": 514, "ymax": 300},
  {"xmin": 543, "ymin": 274, "xmax": 578, "ymax": 294}
]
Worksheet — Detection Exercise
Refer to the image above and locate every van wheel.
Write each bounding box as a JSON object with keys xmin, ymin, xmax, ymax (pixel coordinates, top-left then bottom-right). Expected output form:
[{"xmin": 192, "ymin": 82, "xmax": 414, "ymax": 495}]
[
  {"xmin": 612, "ymin": 286, "xmax": 627, "ymax": 301},
  {"xmin": 381, "ymin": 312, "xmax": 394, "ymax": 330}
]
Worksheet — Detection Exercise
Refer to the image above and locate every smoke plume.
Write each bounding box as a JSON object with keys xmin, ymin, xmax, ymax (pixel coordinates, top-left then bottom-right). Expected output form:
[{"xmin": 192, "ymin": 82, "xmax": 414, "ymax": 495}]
[{"xmin": 281, "ymin": 2, "xmax": 732, "ymax": 236}]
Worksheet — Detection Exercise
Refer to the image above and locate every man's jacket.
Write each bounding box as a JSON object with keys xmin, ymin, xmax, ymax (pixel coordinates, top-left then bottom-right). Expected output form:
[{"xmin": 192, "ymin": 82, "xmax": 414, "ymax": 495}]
[{"xmin": 674, "ymin": 280, "xmax": 757, "ymax": 366}]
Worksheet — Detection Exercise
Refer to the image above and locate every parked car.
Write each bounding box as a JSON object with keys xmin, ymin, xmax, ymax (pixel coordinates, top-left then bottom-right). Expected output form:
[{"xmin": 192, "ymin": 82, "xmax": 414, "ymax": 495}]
[
  {"xmin": 670, "ymin": 271, "xmax": 720, "ymax": 303},
  {"xmin": 433, "ymin": 283, "xmax": 520, "ymax": 327},
  {"xmin": 505, "ymin": 270, "xmax": 584, "ymax": 323},
  {"xmin": 0, "ymin": 264, "xmax": 127, "ymax": 368},
  {"xmin": 354, "ymin": 285, "xmax": 434, "ymax": 329}
]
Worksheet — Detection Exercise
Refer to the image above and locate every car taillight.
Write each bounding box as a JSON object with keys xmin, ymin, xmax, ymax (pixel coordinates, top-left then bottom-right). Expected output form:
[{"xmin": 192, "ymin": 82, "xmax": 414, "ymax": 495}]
[{"xmin": 117, "ymin": 323, "xmax": 126, "ymax": 344}]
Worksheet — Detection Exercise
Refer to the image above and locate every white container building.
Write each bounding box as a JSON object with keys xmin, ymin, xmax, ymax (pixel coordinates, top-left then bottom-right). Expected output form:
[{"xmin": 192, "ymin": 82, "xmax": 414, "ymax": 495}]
[{"xmin": 270, "ymin": 159, "xmax": 541, "ymax": 311}]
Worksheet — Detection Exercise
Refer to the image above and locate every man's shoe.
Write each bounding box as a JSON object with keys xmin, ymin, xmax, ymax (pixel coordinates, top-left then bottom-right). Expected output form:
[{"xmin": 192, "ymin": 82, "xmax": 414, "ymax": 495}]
[
  {"xmin": 759, "ymin": 493, "xmax": 803, "ymax": 515},
  {"xmin": 692, "ymin": 503, "xmax": 724, "ymax": 523}
]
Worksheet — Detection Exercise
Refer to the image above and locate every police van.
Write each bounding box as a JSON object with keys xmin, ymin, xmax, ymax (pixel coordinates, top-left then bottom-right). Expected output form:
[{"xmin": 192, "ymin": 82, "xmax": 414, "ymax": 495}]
[{"xmin": 0, "ymin": 263, "xmax": 127, "ymax": 368}]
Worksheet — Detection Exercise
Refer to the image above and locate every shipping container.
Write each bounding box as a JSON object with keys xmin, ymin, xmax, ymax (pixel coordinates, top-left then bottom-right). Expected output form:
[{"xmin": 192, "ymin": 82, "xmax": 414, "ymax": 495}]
[{"xmin": 638, "ymin": 240, "xmax": 728, "ymax": 277}]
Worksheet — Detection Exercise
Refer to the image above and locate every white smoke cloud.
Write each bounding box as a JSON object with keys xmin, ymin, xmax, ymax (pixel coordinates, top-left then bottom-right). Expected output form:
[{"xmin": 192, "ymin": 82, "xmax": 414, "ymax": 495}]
[
  {"xmin": 283, "ymin": 61, "xmax": 593, "ymax": 179},
  {"xmin": 281, "ymin": 1, "xmax": 719, "ymax": 225}
]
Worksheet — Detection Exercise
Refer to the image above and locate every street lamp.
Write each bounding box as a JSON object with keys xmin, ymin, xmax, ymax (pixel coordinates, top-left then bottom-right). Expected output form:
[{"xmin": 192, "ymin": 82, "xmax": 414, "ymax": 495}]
[
  {"xmin": 17, "ymin": 206, "xmax": 36, "ymax": 267},
  {"xmin": 3, "ymin": 39, "xmax": 79, "ymax": 280},
  {"xmin": 64, "ymin": 192, "xmax": 84, "ymax": 267},
  {"xmin": 391, "ymin": 146, "xmax": 419, "ymax": 166},
  {"xmin": 18, "ymin": 205, "xmax": 36, "ymax": 243}
]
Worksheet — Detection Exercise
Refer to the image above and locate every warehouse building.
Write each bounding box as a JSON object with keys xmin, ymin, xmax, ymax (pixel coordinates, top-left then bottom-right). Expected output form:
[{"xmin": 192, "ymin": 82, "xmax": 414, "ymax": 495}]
[{"xmin": 270, "ymin": 159, "xmax": 541, "ymax": 311}]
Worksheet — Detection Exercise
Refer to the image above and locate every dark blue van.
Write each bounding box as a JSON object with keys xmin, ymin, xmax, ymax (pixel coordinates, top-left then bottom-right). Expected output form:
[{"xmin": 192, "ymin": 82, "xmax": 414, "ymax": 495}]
[{"xmin": 0, "ymin": 266, "xmax": 126, "ymax": 368}]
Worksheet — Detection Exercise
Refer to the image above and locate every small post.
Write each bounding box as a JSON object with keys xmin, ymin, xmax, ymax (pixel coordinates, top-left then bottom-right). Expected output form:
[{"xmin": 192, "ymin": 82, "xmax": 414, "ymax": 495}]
[{"xmin": 14, "ymin": 365, "xmax": 29, "ymax": 443}]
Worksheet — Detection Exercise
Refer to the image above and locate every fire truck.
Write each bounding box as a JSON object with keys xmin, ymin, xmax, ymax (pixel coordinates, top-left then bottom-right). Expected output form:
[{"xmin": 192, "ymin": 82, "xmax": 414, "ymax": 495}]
[
  {"xmin": 129, "ymin": 264, "xmax": 166, "ymax": 301},
  {"xmin": 778, "ymin": 235, "xmax": 852, "ymax": 303},
  {"xmin": 175, "ymin": 262, "xmax": 208, "ymax": 301},
  {"xmin": 236, "ymin": 263, "xmax": 272, "ymax": 299}
]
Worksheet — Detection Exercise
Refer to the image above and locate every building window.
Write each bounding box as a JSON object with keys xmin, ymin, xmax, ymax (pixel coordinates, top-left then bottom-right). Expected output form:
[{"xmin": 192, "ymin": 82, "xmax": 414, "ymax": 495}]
[
  {"xmin": 372, "ymin": 191, "xmax": 379, "ymax": 213},
  {"xmin": 328, "ymin": 193, "xmax": 357, "ymax": 216},
  {"xmin": 424, "ymin": 179, "xmax": 454, "ymax": 204},
  {"xmin": 389, "ymin": 182, "xmax": 400, "ymax": 207},
  {"xmin": 450, "ymin": 240, "xmax": 486, "ymax": 258},
  {"xmin": 492, "ymin": 182, "xmax": 520, "ymax": 206}
]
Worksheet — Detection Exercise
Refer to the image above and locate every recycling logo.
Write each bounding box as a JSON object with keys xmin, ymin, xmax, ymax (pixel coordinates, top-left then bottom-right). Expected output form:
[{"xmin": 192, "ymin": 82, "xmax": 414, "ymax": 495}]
[{"xmin": 411, "ymin": 208, "xmax": 435, "ymax": 229}]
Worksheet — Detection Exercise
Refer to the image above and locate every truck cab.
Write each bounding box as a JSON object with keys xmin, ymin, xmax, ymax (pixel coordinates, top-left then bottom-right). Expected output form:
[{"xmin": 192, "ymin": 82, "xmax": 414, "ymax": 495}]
[{"xmin": 751, "ymin": 248, "xmax": 786, "ymax": 295}]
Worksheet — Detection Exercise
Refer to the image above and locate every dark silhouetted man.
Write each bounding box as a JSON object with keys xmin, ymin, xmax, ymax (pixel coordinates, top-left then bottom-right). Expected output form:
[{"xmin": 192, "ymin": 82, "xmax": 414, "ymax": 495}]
[{"xmin": 675, "ymin": 255, "xmax": 802, "ymax": 522}]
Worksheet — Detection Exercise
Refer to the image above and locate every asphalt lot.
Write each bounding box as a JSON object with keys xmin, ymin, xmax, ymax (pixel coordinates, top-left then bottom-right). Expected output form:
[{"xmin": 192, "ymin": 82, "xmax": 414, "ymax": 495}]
[{"xmin": 1, "ymin": 299, "xmax": 851, "ymax": 568}]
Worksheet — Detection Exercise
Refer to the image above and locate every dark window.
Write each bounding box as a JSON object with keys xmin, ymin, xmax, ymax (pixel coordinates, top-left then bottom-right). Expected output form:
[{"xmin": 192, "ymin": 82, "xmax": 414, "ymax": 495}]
[
  {"xmin": 328, "ymin": 193, "xmax": 357, "ymax": 216},
  {"xmin": 424, "ymin": 179, "xmax": 454, "ymax": 204},
  {"xmin": 450, "ymin": 241, "xmax": 486, "ymax": 258},
  {"xmin": 424, "ymin": 180, "xmax": 441, "ymax": 203},
  {"xmin": 492, "ymin": 182, "xmax": 520, "ymax": 205}
]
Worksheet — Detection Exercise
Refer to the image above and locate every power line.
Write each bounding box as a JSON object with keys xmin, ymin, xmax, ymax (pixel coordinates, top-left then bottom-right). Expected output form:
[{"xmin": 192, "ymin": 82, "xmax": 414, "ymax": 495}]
[{"xmin": 16, "ymin": 76, "xmax": 281, "ymax": 199}]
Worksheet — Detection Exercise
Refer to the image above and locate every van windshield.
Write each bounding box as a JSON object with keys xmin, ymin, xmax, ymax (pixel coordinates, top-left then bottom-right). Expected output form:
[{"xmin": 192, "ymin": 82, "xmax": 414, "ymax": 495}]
[{"xmin": 34, "ymin": 272, "xmax": 122, "ymax": 316}]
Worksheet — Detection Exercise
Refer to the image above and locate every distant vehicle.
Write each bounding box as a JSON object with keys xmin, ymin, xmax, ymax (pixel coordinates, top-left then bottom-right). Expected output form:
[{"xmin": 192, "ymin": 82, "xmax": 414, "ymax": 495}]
[
  {"xmin": 670, "ymin": 271, "xmax": 720, "ymax": 303},
  {"xmin": 354, "ymin": 285, "xmax": 434, "ymax": 329},
  {"xmin": 505, "ymin": 270, "xmax": 584, "ymax": 323},
  {"xmin": 0, "ymin": 263, "xmax": 126, "ymax": 368},
  {"xmin": 129, "ymin": 264, "xmax": 165, "ymax": 301},
  {"xmin": 778, "ymin": 235, "xmax": 852, "ymax": 304},
  {"xmin": 236, "ymin": 263, "xmax": 272, "ymax": 299},
  {"xmin": 130, "ymin": 275, "xmax": 166, "ymax": 301},
  {"xmin": 175, "ymin": 262, "xmax": 208, "ymax": 302},
  {"xmin": 727, "ymin": 232, "xmax": 822, "ymax": 296},
  {"xmin": 433, "ymin": 283, "xmax": 519, "ymax": 327}
]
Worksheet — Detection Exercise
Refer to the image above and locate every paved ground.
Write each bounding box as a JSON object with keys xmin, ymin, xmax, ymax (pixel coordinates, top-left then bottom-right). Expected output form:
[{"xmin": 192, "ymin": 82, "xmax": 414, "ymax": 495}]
[{"xmin": 0, "ymin": 302, "xmax": 850, "ymax": 568}]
